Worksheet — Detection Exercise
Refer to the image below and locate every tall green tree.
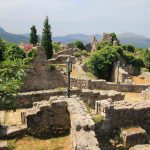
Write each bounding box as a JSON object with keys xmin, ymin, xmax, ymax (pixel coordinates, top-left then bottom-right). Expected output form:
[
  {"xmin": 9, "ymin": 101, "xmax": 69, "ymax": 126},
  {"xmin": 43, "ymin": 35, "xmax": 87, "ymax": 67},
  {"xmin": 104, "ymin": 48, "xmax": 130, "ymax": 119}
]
[
  {"xmin": 41, "ymin": 16, "xmax": 53, "ymax": 59},
  {"xmin": 30, "ymin": 25, "xmax": 38, "ymax": 46},
  {"xmin": 0, "ymin": 38, "xmax": 6, "ymax": 62}
]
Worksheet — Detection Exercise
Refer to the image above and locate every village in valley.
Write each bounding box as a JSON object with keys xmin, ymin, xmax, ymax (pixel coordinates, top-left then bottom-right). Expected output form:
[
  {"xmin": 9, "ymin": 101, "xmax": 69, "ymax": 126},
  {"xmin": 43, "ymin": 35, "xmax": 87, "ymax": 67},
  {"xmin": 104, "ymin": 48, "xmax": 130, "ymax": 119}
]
[{"xmin": 1, "ymin": 1, "xmax": 150, "ymax": 150}]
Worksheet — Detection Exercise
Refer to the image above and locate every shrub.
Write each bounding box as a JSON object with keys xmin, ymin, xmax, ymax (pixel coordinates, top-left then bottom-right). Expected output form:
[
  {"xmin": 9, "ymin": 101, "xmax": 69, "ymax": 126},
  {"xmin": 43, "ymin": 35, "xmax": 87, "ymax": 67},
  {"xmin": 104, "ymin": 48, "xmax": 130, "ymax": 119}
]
[
  {"xmin": 4, "ymin": 44, "xmax": 26, "ymax": 60},
  {"xmin": 74, "ymin": 51, "xmax": 82, "ymax": 58},
  {"xmin": 0, "ymin": 38, "xmax": 6, "ymax": 62},
  {"xmin": 87, "ymin": 46, "xmax": 122, "ymax": 80},
  {"xmin": 26, "ymin": 48, "xmax": 37, "ymax": 59},
  {"xmin": 74, "ymin": 41, "xmax": 85, "ymax": 50},
  {"xmin": 97, "ymin": 41, "xmax": 112, "ymax": 50},
  {"xmin": 49, "ymin": 64, "xmax": 56, "ymax": 70},
  {"xmin": 142, "ymin": 49, "xmax": 150, "ymax": 71},
  {"xmin": 122, "ymin": 45, "xmax": 135, "ymax": 53},
  {"xmin": 52, "ymin": 42, "xmax": 61, "ymax": 53},
  {"xmin": 0, "ymin": 59, "xmax": 26, "ymax": 110},
  {"xmin": 81, "ymin": 50, "xmax": 90, "ymax": 56}
]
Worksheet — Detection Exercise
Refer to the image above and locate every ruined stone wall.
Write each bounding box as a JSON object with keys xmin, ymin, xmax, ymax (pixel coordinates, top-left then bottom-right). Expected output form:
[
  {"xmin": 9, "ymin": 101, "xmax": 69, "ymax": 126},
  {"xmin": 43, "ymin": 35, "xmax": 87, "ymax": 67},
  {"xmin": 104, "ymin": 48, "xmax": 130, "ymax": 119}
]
[
  {"xmin": 17, "ymin": 89, "xmax": 80, "ymax": 108},
  {"xmin": 16, "ymin": 88, "xmax": 124, "ymax": 109},
  {"xmin": 96, "ymin": 99, "xmax": 150, "ymax": 136},
  {"xmin": 71, "ymin": 78, "xmax": 149, "ymax": 93},
  {"xmin": 26, "ymin": 96, "xmax": 100, "ymax": 149},
  {"xmin": 26, "ymin": 99, "xmax": 71, "ymax": 138},
  {"xmin": 48, "ymin": 55, "xmax": 77, "ymax": 64},
  {"xmin": 111, "ymin": 62, "xmax": 130, "ymax": 83},
  {"xmin": 52, "ymin": 48, "xmax": 78, "ymax": 58},
  {"xmin": 141, "ymin": 87, "xmax": 150, "ymax": 101},
  {"xmin": 20, "ymin": 47, "xmax": 67, "ymax": 92}
]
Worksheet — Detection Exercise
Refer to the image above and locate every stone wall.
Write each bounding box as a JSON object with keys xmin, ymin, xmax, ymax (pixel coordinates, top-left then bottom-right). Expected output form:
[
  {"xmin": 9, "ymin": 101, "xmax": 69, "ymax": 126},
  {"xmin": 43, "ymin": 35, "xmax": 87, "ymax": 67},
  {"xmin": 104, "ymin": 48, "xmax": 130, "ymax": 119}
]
[
  {"xmin": 17, "ymin": 89, "xmax": 80, "ymax": 108},
  {"xmin": 26, "ymin": 96, "xmax": 100, "ymax": 149},
  {"xmin": 20, "ymin": 47, "xmax": 67, "ymax": 92},
  {"xmin": 52, "ymin": 48, "xmax": 78, "ymax": 58},
  {"xmin": 48, "ymin": 55, "xmax": 77, "ymax": 64},
  {"xmin": 26, "ymin": 99, "xmax": 71, "ymax": 138},
  {"xmin": 71, "ymin": 78, "xmax": 149, "ymax": 93},
  {"xmin": 141, "ymin": 87, "xmax": 150, "ymax": 101},
  {"xmin": 16, "ymin": 88, "xmax": 124, "ymax": 109},
  {"xmin": 96, "ymin": 99, "xmax": 150, "ymax": 136},
  {"xmin": 111, "ymin": 62, "xmax": 130, "ymax": 83}
]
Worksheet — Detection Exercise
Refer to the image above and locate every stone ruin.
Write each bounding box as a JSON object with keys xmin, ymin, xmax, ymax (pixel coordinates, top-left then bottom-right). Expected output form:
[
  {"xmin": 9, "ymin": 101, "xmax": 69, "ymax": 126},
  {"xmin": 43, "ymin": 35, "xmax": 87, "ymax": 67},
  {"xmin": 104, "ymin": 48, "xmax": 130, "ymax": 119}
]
[
  {"xmin": 95, "ymin": 98, "xmax": 150, "ymax": 149},
  {"xmin": 20, "ymin": 46, "xmax": 67, "ymax": 92},
  {"xmin": 91, "ymin": 36, "xmax": 98, "ymax": 52},
  {"xmin": 103, "ymin": 33, "xmax": 120, "ymax": 46}
]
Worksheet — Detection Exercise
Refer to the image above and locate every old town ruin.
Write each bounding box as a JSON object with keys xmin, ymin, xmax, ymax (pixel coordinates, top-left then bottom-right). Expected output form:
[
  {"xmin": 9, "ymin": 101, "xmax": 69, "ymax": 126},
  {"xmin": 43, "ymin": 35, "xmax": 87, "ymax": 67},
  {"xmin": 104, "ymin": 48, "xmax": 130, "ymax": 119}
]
[{"xmin": 0, "ymin": 33, "xmax": 150, "ymax": 150}]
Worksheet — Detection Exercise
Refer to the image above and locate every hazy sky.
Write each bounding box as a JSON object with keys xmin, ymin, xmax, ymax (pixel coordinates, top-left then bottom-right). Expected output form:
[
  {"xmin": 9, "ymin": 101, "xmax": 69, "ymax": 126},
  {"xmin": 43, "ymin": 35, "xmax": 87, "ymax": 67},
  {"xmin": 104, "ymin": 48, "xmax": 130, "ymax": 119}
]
[{"xmin": 0, "ymin": 0, "xmax": 150, "ymax": 36}]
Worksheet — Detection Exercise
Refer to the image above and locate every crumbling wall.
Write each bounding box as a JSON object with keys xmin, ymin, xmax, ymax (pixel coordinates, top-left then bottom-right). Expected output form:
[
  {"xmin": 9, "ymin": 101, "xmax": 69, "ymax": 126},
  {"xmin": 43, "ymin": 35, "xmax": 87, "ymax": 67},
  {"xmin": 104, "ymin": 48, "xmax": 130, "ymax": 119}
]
[
  {"xmin": 53, "ymin": 48, "xmax": 78, "ymax": 58},
  {"xmin": 48, "ymin": 55, "xmax": 77, "ymax": 64},
  {"xmin": 96, "ymin": 99, "xmax": 150, "ymax": 136},
  {"xmin": 141, "ymin": 87, "xmax": 150, "ymax": 101},
  {"xmin": 20, "ymin": 47, "xmax": 67, "ymax": 92},
  {"xmin": 71, "ymin": 77, "xmax": 149, "ymax": 92},
  {"xmin": 26, "ymin": 99, "xmax": 71, "ymax": 138},
  {"xmin": 111, "ymin": 62, "xmax": 130, "ymax": 83}
]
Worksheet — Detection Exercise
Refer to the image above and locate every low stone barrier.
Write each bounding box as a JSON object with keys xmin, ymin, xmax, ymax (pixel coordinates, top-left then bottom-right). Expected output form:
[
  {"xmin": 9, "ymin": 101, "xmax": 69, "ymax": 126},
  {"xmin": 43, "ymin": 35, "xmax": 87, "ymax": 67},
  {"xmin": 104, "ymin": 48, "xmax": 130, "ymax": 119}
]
[
  {"xmin": 52, "ymin": 48, "xmax": 78, "ymax": 58},
  {"xmin": 96, "ymin": 99, "xmax": 150, "ymax": 136},
  {"xmin": 141, "ymin": 87, "xmax": 150, "ymax": 101},
  {"xmin": 48, "ymin": 55, "xmax": 77, "ymax": 64},
  {"xmin": 26, "ymin": 99, "xmax": 71, "ymax": 138},
  {"xmin": 71, "ymin": 78, "xmax": 149, "ymax": 93},
  {"xmin": 67, "ymin": 96, "xmax": 100, "ymax": 150},
  {"xmin": 16, "ymin": 89, "xmax": 124, "ymax": 109},
  {"xmin": 26, "ymin": 96, "xmax": 100, "ymax": 149}
]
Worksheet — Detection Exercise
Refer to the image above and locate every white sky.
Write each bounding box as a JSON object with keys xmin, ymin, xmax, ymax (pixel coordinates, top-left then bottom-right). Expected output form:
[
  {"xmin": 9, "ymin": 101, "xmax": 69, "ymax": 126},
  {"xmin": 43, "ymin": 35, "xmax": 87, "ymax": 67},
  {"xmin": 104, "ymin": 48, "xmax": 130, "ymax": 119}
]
[{"xmin": 0, "ymin": 0, "xmax": 150, "ymax": 36}]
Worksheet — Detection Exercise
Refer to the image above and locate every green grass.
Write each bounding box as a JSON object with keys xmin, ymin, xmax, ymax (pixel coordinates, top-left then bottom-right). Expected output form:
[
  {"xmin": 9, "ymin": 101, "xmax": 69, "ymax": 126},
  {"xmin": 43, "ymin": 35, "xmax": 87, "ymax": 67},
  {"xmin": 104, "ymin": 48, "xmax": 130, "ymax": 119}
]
[{"xmin": 93, "ymin": 114, "xmax": 104, "ymax": 123}]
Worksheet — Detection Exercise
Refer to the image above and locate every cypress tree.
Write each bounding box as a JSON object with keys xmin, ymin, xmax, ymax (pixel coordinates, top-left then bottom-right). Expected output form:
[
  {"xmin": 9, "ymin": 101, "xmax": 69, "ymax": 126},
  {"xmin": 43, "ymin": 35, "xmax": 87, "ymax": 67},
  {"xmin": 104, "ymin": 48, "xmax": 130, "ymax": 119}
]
[
  {"xmin": 30, "ymin": 25, "xmax": 38, "ymax": 46},
  {"xmin": 41, "ymin": 16, "xmax": 53, "ymax": 59}
]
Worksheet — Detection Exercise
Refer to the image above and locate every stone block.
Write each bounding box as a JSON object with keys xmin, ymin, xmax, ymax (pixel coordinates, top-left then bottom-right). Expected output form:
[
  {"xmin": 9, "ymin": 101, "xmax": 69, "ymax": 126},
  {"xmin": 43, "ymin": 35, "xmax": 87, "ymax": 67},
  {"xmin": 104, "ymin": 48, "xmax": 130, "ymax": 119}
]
[{"xmin": 121, "ymin": 127, "xmax": 147, "ymax": 149}]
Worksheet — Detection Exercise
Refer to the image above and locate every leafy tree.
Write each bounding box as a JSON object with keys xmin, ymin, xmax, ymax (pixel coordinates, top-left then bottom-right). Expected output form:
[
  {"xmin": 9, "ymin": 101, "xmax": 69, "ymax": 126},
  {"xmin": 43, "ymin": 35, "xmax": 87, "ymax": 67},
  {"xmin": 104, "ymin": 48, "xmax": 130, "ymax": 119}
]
[
  {"xmin": 0, "ymin": 38, "xmax": 6, "ymax": 62},
  {"xmin": 142, "ymin": 49, "xmax": 150, "ymax": 71},
  {"xmin": 87, "ymin": 46, "xmax": 122, "ymax": 80},
  {"xmin": 0, "ymin": 59, "xmax": 26, "ymax": 110},
  {"xmin": 30, "ymin": 25, "xmax": 38, "ymax": 46},
  {"xmin": 4, "ymin": 44, "xmax": 26, "ymax": 60},
  {"xmin": 122, "ymin": 45, "xmax": 135, "ymax": 53},
  {"xmin": 41, "ymin": 16, "xmax": 53, "ymax": 59},
  {"xmin": 97, "ymin": 41, "xmax": 112, "ymax": 50},
  {"xmin": 74, "ymin": 41, "xmax": 85, "ymax": 50},
  {"xmin": 52, "ymin": 42, "xmax": 61, "ymax": 53}
]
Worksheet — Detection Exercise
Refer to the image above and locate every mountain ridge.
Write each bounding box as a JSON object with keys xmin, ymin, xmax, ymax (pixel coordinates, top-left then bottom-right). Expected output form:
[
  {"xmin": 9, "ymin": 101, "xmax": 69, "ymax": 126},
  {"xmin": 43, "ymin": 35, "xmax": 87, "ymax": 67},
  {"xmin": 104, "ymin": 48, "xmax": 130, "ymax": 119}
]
[{"xmin": 0, "ymin": 26, "xmax": 150, "ymax": 48}]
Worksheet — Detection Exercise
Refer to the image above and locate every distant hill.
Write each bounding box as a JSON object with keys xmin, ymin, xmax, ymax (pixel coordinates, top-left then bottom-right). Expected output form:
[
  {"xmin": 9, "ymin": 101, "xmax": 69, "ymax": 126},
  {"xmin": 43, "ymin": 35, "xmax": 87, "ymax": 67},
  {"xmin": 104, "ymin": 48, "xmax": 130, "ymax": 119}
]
[
  {"xmin": 53, "ymin": 34, "xmax": 102, "ymax": 44},
  {"xmin": 0, "ymin": 26, "xmax": 150, "ymax": 48},
  {"xmin": 118, "ymin": 33, "xmax": 150, "ymax": 48},
  {"xmin": 0, "ymin": 27, "xmax": 29, "ymax": 43}
]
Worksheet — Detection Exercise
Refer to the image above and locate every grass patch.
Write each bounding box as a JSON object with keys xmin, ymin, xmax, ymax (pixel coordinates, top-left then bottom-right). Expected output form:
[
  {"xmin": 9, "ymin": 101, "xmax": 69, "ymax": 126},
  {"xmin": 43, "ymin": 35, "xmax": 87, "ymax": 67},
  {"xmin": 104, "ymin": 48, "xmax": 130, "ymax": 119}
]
[
  {"xmin": 93, "ymin": 114, "xmax": 104, "ymax": 124},
  {"xmin": 7, "ymin": 136, "xmax": 71, "ymax": 150}
]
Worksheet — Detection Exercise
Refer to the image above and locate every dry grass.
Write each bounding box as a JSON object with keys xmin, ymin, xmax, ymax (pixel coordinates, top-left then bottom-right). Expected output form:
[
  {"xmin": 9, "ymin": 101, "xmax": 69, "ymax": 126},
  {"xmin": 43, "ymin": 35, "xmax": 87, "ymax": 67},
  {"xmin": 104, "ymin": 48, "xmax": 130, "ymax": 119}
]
[
  {"xmin": 122, "ymin": 92, "xmax": 141, "ymax": 103},
  {"xmin": 132, "ymin": 76, "xmax": 150, "ymax": 85},
  {"xmin": 8, "ymin": 136, "xmax": 71, "ymax": 150}
]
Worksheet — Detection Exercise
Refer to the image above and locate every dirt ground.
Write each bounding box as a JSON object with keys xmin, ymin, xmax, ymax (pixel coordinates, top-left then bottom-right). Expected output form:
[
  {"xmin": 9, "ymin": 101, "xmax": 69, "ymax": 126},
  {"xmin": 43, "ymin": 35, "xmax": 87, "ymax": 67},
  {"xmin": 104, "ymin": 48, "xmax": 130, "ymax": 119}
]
[
  {"xmin": 9, "ymin": 136, "xmax": 71, "ymax": 150},
  {"xmin": 132, "ymin": 76, "xmax": 150, "ymax": 85}
]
